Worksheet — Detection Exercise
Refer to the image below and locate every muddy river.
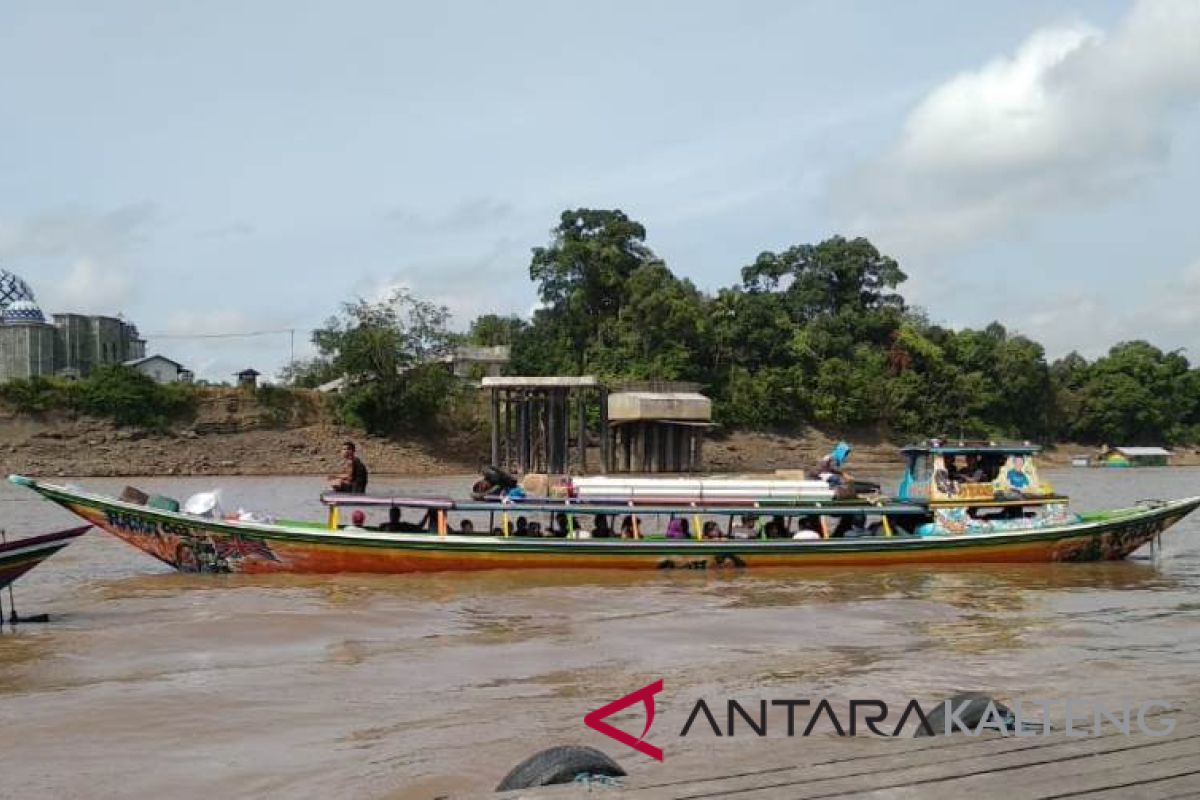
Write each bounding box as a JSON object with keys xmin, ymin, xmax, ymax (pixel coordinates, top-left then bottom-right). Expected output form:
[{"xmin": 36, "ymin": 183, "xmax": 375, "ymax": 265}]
[{"xmin": 1, "ymin": 468, "xmax": 1199, "ymax": 798}]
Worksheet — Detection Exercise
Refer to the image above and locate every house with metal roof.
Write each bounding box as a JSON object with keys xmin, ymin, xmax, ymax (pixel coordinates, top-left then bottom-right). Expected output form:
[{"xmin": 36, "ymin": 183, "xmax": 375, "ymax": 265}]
[{"xmin": 1100, "ymin": 446, "xmax": 1171, "ymax": 467}]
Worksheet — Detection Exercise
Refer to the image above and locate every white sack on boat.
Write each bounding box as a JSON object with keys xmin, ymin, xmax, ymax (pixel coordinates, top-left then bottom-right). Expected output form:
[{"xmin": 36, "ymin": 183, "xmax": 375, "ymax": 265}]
[
  {"xmin": 183, "ymin": 490, "xmax": 222, "ymax": 518},
  {"xmin": 236, "ymin": 508, "xmax": 276, "ymax": 524}
]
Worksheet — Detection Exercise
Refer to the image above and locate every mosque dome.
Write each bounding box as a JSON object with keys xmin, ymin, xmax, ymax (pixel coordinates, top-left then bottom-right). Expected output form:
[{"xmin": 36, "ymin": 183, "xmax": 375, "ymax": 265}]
[
  {"xmin": 2, "ymin": 298, "xmax": 47, "ymax": 324},
  {"xmin": 0, "ymin": 269, "xmax": 38, "ymax": 310}
]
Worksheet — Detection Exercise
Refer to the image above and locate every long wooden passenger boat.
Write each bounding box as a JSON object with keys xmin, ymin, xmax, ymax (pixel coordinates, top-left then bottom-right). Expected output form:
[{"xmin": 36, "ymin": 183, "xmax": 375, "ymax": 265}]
[
  {"xmin": 9, "ymin": 440, "xmax": 1199, "ymax": 575},
  {"xmin": 0, "ymin": 525, "xmax": 91, "ymax": 590}
]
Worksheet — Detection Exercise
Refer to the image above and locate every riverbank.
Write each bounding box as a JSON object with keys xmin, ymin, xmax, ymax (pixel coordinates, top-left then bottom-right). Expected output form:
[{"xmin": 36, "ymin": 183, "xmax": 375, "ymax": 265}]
[
  {"xmin": 4, "ymin": 411, "xmax": 1199, "ymax": 478},
  {"xmin": 0, "ymin": 414, "xmax": 481, "ymax": 478}
]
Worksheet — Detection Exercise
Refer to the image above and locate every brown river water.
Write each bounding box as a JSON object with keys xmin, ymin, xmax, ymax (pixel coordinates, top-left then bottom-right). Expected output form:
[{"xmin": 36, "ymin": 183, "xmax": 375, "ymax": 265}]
[{"xmin": 2, "ymin": 469, "xmax": 1200, "ymax": 798}]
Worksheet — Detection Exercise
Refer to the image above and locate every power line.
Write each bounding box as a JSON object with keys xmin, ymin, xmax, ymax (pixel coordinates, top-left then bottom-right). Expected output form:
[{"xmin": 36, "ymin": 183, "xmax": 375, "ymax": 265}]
[
  {"xmin": 142, "ymin": 327, "xmax": 300, "ymax": 370},
  {"xmin": 143, "ymin": 328, "xmax": 297, "ymax": 340}
]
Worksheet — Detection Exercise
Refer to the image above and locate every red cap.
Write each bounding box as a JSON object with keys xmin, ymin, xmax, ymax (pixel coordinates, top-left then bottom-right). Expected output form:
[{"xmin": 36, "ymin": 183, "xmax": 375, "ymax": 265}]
[{"xmin": 351, "ymin": 510, "xmax": 366, "ymax": 525}]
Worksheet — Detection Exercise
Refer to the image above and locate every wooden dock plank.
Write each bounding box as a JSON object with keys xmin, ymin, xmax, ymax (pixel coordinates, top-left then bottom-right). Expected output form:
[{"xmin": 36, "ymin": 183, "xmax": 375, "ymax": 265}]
[
  {"xmin": 1040, "ymin": 770, "xmax": 1200, "ymax": 800},
  {"xmin": 849, "ymin": 740, "xmax": 1199, "ymax": 800},
  {"xmin": 649, "ymin": 736, "xmax": 1200, "ymax": 800},
  {"xmin": 486, "ymin": 711, "xmax": 1200, "ymax": 800}
]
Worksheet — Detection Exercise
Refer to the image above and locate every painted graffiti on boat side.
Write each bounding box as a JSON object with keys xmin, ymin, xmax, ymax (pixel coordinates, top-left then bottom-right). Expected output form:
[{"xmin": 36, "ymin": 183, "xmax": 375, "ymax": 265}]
[
  {"xmin": 98, "ymin": 507, "xmax": 278, "ymax": 572},
  {"xmin": 1052, "ymin": 515, "xmax": 1170, "ymax": 562}
]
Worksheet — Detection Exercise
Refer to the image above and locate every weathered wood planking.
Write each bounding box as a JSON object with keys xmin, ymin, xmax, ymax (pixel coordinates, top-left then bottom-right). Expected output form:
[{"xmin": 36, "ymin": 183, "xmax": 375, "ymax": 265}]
[{"xmin": 485, "ymin": 709, "xmax": 1200, "ymax": 800}]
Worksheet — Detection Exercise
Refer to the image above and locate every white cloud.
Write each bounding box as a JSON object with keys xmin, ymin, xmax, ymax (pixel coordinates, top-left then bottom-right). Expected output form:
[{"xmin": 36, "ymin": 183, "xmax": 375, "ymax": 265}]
[
  {"xmin": 1012, "ymin": 257, "xmax": 1200, "ymax": 360},
  {"xmin": 0, "ymin": 202, "xmax": 158, "ymax": 313},
  {"xmin": 56, "ymin": 257, "xmax": 136, "ymax": 312},
  {"xmin": 348, "ymin": 237, "xmax": 529, "ymax": 328},
  {"xmin": 831, "ymin": 0, "xmax": 1200, "ymax": 257}
]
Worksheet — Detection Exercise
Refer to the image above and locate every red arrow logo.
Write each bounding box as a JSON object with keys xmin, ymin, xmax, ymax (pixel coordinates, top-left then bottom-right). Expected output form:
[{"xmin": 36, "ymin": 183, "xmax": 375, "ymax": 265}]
[{"xmin": 584, "ymin": 679, "xmax": 664, "ymax": 761}]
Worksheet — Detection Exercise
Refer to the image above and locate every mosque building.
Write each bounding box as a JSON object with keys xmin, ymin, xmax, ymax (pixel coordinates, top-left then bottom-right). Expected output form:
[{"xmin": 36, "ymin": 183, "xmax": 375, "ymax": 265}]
[{"xmin": 0, "ymin": 268, "xmax": 148, "ymax": 382}]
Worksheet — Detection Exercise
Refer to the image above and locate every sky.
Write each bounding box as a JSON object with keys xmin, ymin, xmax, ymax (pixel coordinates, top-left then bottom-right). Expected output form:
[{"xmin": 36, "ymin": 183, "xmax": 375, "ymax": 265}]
[{"xmin": 2, "ymin": 0, "xmax": 1199, "ymax": 381}]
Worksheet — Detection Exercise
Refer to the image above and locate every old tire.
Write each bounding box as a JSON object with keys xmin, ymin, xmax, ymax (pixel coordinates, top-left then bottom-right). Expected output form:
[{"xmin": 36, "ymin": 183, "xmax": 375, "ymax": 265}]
[
  {"xmin": 495, "ymin": 745, "xmax": 624, "ymax": 791},
  {"xmin": 914, "ymin": 692, "xmax": 1014, "ymax": 737}
]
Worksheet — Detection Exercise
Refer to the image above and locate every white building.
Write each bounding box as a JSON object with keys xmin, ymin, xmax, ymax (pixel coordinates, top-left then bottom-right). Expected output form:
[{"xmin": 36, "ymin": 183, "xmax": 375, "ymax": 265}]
[{"xmin": 125, "ymin": 355, "xmax": 188, "ymax": 384}]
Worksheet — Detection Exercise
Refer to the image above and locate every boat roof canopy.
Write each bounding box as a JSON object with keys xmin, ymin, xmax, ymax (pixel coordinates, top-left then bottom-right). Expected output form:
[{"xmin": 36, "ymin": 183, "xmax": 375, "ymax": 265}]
[
  {"xmin": 319, "ymin": 493, "xmax": 930, "ymax": 517},
  {"xmin": 900, "ymin": 440, "xmax": 1041, "ymax": 457}
]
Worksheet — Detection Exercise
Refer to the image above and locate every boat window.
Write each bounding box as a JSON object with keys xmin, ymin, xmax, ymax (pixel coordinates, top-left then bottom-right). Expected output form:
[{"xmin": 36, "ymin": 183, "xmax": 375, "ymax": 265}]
[
  {"xmin": 910, "ymin": 453, "xmax": 930, "ymax": 483},
  {"xmin": 980, "ymin": 454, "xmax": 1006, "ymax": 482}
]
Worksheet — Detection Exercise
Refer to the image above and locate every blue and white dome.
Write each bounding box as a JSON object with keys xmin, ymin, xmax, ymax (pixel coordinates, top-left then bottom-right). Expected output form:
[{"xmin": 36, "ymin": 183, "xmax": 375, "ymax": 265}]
[
  {"xmin": 2, "ymin": 299, "xmax": 47, "ymax": 324},
  {"xmin": 0, "ymin": 269, "xmax": 38, "ymax": 310}
]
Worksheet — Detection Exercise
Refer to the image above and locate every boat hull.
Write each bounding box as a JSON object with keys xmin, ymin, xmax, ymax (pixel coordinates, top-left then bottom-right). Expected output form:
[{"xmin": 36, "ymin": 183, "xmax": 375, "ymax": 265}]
[
  {"xmin": 11, "ymin": 477, "xmax": 1200, "ymax": 575},
  {"xmin": 0, "ymin": 526, "xmax": 91, "ymax": 590}
]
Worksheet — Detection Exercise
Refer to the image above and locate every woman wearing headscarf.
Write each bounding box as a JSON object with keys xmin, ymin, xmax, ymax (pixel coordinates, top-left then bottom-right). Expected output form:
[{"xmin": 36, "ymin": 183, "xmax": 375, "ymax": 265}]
[{"xmin": 815, "ymin": 441, "xmax": 852, "ymax": 487}]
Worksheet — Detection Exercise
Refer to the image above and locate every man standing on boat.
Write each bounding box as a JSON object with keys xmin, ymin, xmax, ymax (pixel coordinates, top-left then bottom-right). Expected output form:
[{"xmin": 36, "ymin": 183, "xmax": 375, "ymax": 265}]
[{"xmin": 329, "ymin": 441, "xmax": 369, "ymax": 494}]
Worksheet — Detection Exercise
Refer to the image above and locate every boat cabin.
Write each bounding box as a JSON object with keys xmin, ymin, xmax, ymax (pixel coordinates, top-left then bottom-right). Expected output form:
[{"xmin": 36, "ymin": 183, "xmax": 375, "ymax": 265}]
[
  {"xmin": 897, "ymin": 441, "xmax": 1053, "ymax": 504},
  {"xmin": 895, "ymin": 441, "xmax": 1078, "ymax": 536}
]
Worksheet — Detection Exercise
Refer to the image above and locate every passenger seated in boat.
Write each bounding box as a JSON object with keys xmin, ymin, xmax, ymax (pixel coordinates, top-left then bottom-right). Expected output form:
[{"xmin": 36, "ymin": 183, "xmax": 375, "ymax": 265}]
[
  {"xmin": 666, "ymin": 518, "xmax": 689, "ymax": 539},
  {"xmin": 515, "ymin": 516, "xmax": 529, "ymax": 536},
  {"xmin": 730, "ymin": 514, "xmax": 758, "ymax": 539},
  {"xmin": 379, "ymin": 507, "xmax": 403, "ymax": 531},
  {"xmin": 764, "ymin": 518, "xmax": 791, "ymax": 538},
  {"xmin": 796, "ymin": 515, "xmax": 823, "ymax": 537},
  {"xmin": 344, "ymin": 510, "xmax": 368, "ymax": 531},
  {"xmin": 377, "ymin": 506, "xmax": 425, "ymax": 532},
  {"xmin": 959, "ymin": 454, "xmax": 986, "ymax": 483},
  {"xmin": 619, "ymin": 515, "xmax": 638, "ymax": 538},
  {"xmin": 702, "ymin": 520, "xmax": 724, "ymax": 539},
  {"xmin": 588, "ymin": 514, "xmax": 610, "ymax": 538},
  {"xmin": 329, "ymin": 441, "xmax": 369, "ymax": 494},
  {"xmin": 793, "ymin": 527, "xmax": 821, "ymax": 540},
  {"xmin": 528, "ymin": 521, "xmax": 544, "ymax": 536},
  {"xmin": 458, "ymin": 519, "xmax": 474, "ymax": 534},
  {"xmin": 552, "ymin": 512, "xmax": 570, "ymax": 537},
  {"xmin": 832, "ymin": 513, "xmax": 867, "ymax": 537},
  {"xmin": 943, "ymin": 455, "xmax": 960, "ymax": 481}
]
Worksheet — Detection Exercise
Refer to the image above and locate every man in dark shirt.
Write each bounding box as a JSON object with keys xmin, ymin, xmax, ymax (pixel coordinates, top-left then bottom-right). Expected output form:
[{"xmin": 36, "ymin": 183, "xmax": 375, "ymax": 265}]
[
  {"xmin": 379, "ymin": 506, "xmax": 424, "ymax": 532},
  {"xmin": 329, "ymin": 441, "xmax": 369, "ymax": 494}
]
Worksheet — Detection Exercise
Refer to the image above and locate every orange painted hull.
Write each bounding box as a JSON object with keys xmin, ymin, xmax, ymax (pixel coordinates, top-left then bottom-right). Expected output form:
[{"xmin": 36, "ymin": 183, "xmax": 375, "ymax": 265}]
[{"xmin": 12, "ymin": 477, "xmax": 1200, "ymax": 575}]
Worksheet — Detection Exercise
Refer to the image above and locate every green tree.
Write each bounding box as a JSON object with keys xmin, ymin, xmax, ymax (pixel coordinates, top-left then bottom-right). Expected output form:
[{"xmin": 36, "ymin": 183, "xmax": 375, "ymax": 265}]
[
  {"xmin": 1069, "ymin": 342, "xmax": 1199, "ymax": 445},
  {"xmin": 528, "ymin": 209, "xmax": 658, "ymax": 370},
  {"xmin": 309, "ymin": 289, "xmax": 459, "ymax": 434},
  {"xmin": 740, "ymin": 236, "xmax": 907, "ymax": 324},
  {"xmin": 467, "ymin": 314, "xmax": 528, "ymax": 347}
]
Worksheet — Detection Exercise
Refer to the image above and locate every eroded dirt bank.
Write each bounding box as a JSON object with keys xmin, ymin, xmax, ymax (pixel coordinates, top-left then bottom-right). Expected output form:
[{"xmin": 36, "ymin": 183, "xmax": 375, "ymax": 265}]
[{"xmin": 6, "ymin": 409, "xmax": 1195, "ymax": 479}]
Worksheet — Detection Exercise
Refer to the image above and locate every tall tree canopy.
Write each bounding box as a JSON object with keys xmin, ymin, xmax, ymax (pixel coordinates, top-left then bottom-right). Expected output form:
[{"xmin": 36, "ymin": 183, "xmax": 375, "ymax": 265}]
[
  {"xmin": 526, "ymin": 209, "xmax": 658, "ymax": 371},
  {"xmin": 275, "ymin": 207, "xmax": 1200, "ymax": 448}
]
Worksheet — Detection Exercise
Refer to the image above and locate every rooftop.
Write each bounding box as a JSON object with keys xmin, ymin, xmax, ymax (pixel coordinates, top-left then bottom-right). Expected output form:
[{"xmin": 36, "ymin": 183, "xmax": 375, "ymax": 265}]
[
  {"xmin": 901, "ymin": 440, "xmax": 1041, "ymax": 455},
  {"xmin": 481, "ymin": 375, "xmax": 599, "ymax": 389},
  {"xmin": 1108, "ymin": 446, "xmax": 1171, "ymax": 457}
]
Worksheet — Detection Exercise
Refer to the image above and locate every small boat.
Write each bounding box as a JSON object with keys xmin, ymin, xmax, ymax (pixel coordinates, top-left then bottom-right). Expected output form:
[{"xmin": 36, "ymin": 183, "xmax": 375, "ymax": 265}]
[
  {"xmin": 0, "ymin": 525, "xmax": 91, "ymax": 590},
  {"xmin": 9, "ymin": 440, "xmax": 1199, "ymax": 575}
]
